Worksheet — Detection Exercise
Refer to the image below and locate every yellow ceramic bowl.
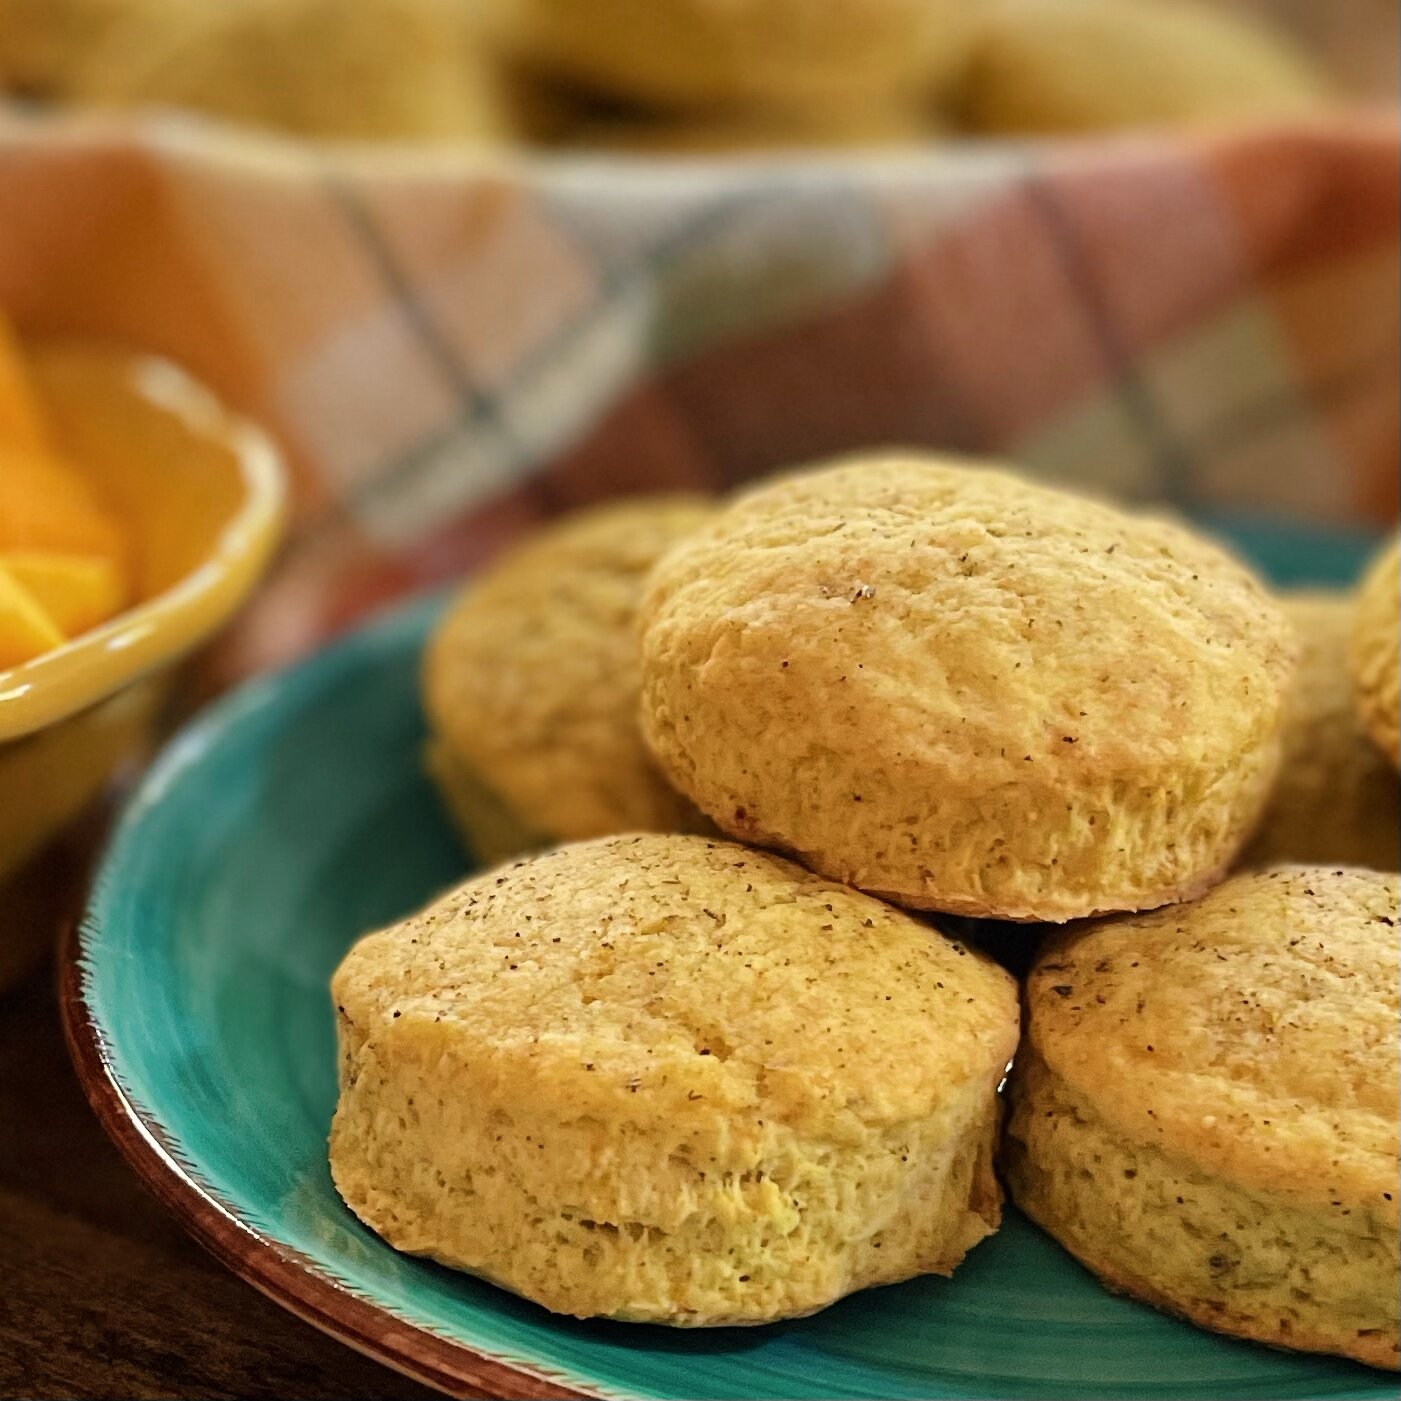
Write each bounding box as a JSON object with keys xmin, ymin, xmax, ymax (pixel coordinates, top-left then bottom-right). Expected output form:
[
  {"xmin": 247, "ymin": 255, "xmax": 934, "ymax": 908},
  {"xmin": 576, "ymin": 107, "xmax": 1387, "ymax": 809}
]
[{"xmin": 0, "ymin": 343, "xmax": 285, "ymax": 989}]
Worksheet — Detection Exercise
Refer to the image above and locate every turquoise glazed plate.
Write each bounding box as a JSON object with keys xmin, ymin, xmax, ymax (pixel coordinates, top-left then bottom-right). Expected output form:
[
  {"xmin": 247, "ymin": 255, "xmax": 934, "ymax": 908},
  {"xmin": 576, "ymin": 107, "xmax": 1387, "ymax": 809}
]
[{"xmin": 65, "ymin": 517, "xmax": 1396, "ymax": 1400}]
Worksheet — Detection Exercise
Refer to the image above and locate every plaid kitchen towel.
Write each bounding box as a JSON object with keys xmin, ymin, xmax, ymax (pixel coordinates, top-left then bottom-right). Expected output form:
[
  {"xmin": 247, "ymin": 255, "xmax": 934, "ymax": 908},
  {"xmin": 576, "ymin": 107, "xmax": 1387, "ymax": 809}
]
[{"xmin": 0, "ymin": 107, "xmax": 1394, "ymax": 676}]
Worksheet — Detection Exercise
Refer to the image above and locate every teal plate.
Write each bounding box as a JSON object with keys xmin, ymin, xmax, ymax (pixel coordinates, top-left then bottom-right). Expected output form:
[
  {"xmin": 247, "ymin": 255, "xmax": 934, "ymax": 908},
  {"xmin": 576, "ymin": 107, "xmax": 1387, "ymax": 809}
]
[{"xmin": 65, "ymin": 515, "xmax": 1396, "ymax": 1400}]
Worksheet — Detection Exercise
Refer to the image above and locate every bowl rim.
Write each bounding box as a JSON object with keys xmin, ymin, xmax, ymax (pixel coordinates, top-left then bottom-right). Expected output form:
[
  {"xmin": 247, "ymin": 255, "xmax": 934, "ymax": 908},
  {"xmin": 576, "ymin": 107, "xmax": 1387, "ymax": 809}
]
[{"xmin": 0, "ymin": 348, "xmax": 288, "ymax": 743}]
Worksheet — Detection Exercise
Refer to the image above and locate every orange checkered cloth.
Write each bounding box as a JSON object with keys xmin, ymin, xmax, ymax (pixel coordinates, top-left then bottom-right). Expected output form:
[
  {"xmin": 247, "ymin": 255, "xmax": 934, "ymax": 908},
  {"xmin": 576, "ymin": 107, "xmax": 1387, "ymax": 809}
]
[{"xmin": 0, "ymin": 108, "xmax": 1395, "ymax": 677}]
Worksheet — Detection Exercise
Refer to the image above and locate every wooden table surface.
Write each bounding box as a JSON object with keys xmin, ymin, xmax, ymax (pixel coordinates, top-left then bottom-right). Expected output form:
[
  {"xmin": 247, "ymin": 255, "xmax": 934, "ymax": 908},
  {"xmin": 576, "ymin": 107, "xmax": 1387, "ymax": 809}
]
[{"xmin": 0, "ymin": 952, "xmax": 439, "ymax": 1401}]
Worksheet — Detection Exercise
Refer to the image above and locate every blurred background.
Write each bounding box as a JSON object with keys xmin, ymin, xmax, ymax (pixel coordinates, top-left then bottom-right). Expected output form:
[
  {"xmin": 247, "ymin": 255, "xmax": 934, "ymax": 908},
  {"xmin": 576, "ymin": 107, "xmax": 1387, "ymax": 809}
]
[
  {"xmin": 0, "ymin": 3, "xmax": 1396, "ymax": 1398},
  {"xmin": 1, "ymin": 0, "xmax": 1397, "ymax": 142},
  {"xmin": 1, "ymin": 0, "xmax": 1396, "ymax": 682}
]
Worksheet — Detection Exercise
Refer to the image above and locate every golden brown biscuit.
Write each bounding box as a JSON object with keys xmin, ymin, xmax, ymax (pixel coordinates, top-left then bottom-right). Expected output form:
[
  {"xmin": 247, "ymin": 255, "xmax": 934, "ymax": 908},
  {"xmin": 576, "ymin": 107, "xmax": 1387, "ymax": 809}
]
[
  {"xmin": 421, "ymin": 738, "xmax": 547, "ymax": 868},
  {"xmin": 330, "ymin": 833, "xmax": 1020, "ymax": 1324},
  {"xmin": 639, "ymin": 454, "xmax": 1294, "ymax": 922},
  {"xmin": 68, "ymin": 0, "xmax": 513, "ymax": 143},
  {"xmin": 957, "ymin": 0, "xmax": 1328, "ymax": 135},
  {"xmin": 423, "ymin": 496, "xmax": 714, "ymax": 861},
  {"xmin": 1352, "ymin": 536, "xmax": 1400, "ymax": 769},
  {"xmin": 1004, "ymin": 867, "xmax": 1400, "ymax": 1369},
  {"xmin": 1244, "ymin": 592, "xmax": 1398, "ymax": 871},
  {"xmin": 472, "ymin": 0, "xmax": 979, "ymax": 109}
]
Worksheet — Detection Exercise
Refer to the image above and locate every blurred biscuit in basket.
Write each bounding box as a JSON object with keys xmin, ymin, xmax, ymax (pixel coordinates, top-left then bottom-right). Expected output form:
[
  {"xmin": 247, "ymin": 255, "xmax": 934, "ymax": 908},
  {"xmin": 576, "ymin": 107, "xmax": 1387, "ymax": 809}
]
[
  {"xmin": 62, "ymin": 0, "xmax": 517, "ymax": 143},
  {"xmin": 422, "ymin": 496, "xmax": 715, "ymax": 864},
  {"xmin": 957, "ymin": 0, "xmax": 1329, "ymax": 135},
  {"xmin": 1004, "ymin": 866, "xmax": 1400, "ymax": 1369},
  {"xmin": 330, "ymin": 832, "xmax": 1020, "ymax": 1324},
  {"xmin": 1243, "ymin": 591, "xmax": 1399, "ymax": 871}
]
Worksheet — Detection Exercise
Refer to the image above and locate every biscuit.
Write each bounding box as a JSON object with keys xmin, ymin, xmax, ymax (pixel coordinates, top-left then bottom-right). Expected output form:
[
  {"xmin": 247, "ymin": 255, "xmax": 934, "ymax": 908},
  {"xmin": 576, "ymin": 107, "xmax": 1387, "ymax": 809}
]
[
  {"xmin": 472, "ymin": 0, "xmax": 979, "ymax": 109},
  {"xmin": 957, "ymin": 0, "xmax": 1327, "ymax": 135},
  {"xmin": 1004, "ymin": 867, "xmax": 1400, "ymax": 1370},
  {"xmin": 1244, "ymin": 592, "xmax": 1398, "ymax": 870},
  {"xmin": 330, "ymin": 833, "xmax": 1019, "ymax": 1324},
  {"xmin": 1351, "ymin": 537, "xmax": 1400, "ymax": 769},
  {"xmin": 69, "ymin": 0, "xmax": 513, "ymax": 143},
  {"xmin": 638, "ymin": 454, "xmax": 1294, "ymax": 922},
  {"xmin": 422, "ymin": 739, "xmax": 546, "ymax": 869},
  {"xmin": 423, "ymin": 496, "xmax": 714, "ymax": 860}
]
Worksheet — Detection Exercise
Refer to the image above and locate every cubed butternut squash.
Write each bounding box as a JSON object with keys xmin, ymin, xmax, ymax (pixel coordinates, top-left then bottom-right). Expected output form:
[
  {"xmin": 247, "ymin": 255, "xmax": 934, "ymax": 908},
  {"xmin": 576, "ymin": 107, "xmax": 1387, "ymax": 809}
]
[
  {"xmin": 0, "ymin": 441, "xmax": 127, "ymax": 570},
  {"xmin": 1, "ymin": 551, "xmax": 128, "ymax": 638},
  {"xmin": 0, "ymin": 566, "xmax": 65, "ymax": 668}
]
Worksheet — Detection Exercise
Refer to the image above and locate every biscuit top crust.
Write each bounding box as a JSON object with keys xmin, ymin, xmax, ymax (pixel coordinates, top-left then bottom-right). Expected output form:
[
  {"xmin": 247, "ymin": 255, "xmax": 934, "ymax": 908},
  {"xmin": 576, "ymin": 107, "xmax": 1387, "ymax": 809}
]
[
  {"xmin": 424, "ymin": 495, "xmax": 713, "ymax": 837},
  {"xmin": 335, "ymin": 833, "xmax": 1019, "ymax": 1133},
  {"xmin": 640, "ymin": 454, "xmax": 1293, "ymax": 801},
  {"xmin": 1027, "ymin": 867, "xmax": 1400, "ymax": 1220}
]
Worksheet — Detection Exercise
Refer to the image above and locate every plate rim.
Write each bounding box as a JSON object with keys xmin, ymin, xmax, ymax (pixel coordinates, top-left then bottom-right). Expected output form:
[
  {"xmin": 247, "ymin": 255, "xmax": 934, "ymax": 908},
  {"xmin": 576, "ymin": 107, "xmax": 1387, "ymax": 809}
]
[
  {"xmin": 58, "ymin": 572, "xmax": 1396, "ymax": 1401},
  {"xmin": 58, "ymin": 911, "xmax": 604, "ymax": 1401}
]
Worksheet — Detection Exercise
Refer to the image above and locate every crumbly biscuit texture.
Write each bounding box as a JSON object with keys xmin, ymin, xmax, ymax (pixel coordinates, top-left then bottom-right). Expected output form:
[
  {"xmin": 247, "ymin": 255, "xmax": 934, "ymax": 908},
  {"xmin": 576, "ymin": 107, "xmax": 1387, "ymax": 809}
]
[
  {"xmin": 639, "ymin": 454, "xmax": 1294, "ymax": 921},
  {"xmin": 330, "ymin": 833, "xmax": 1019, "ymax": 1324},
  {"xmin": 424, "ymin": 496, "xmax": 714, "ymax": 851},
  {"xmin": 1244, "ymin": 593, "xmax": 1398, "ymax": 870},
  {"xmin": 1007, "ymin": 867, "xmax": 1400, "ymax": 1369},
  {"xmin": 1351, "ymin": 537, "xmax": 1400, "ymax": 769}
]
